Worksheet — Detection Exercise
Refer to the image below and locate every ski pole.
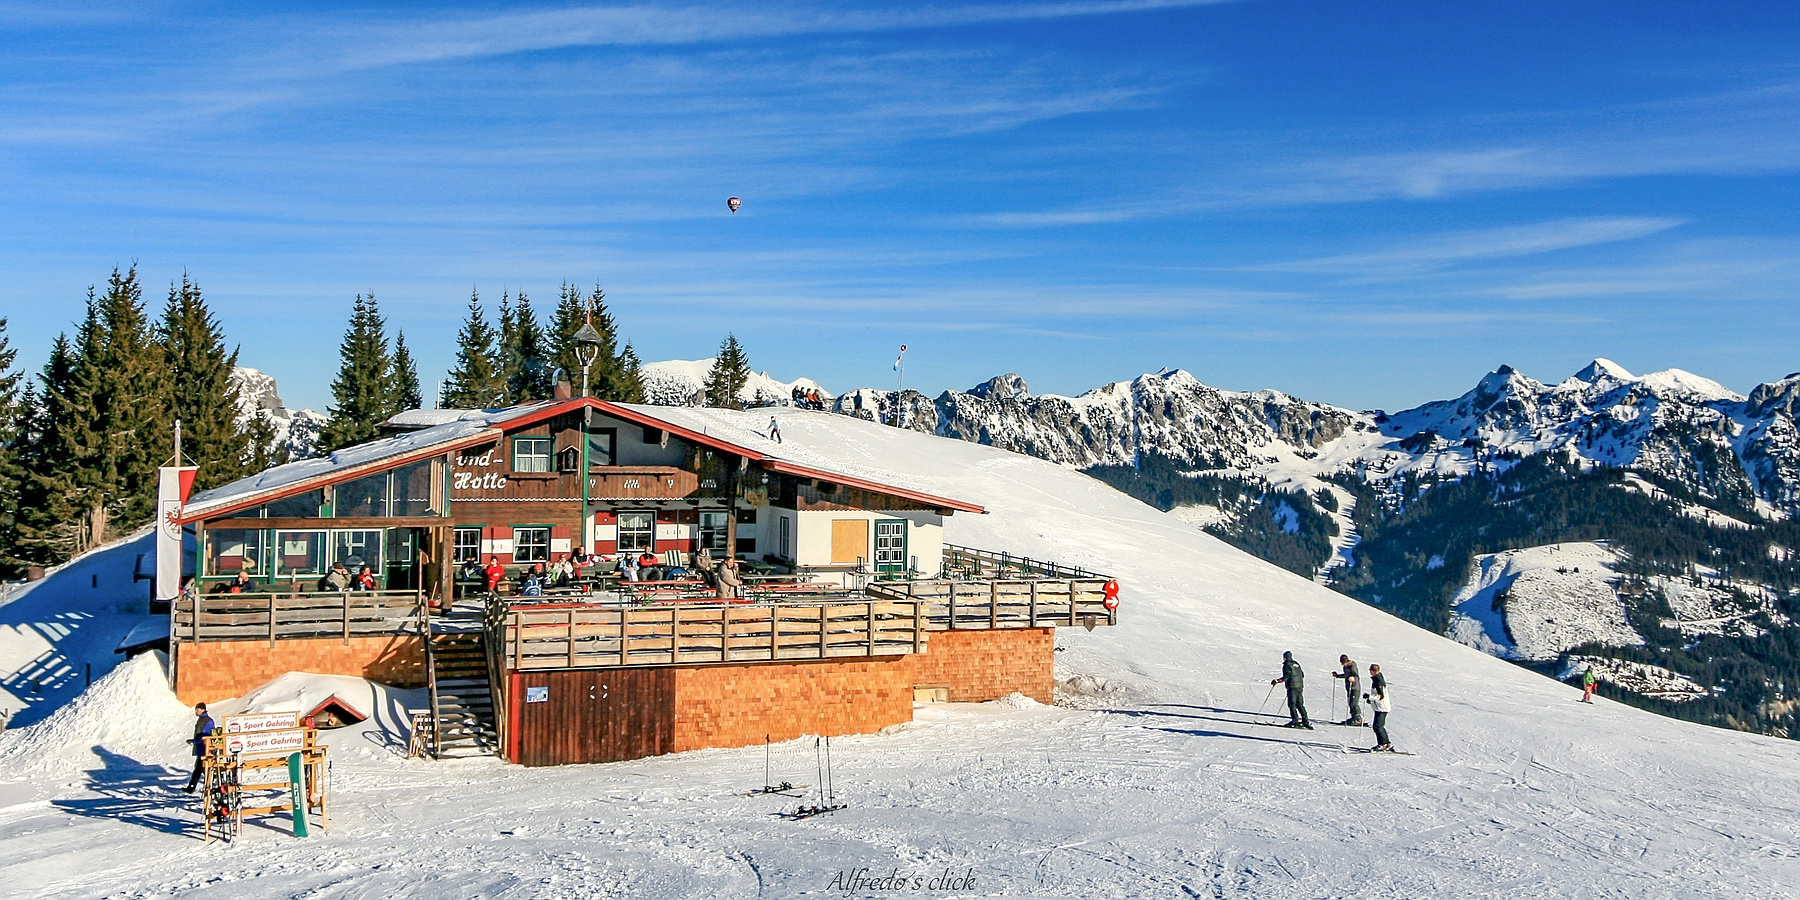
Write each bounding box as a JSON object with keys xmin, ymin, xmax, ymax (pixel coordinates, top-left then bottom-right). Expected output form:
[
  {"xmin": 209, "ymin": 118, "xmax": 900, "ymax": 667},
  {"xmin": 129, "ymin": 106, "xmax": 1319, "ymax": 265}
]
[{"xmin": 1258, "ymin": 683, "xmax": 1276, "ymax": 716}]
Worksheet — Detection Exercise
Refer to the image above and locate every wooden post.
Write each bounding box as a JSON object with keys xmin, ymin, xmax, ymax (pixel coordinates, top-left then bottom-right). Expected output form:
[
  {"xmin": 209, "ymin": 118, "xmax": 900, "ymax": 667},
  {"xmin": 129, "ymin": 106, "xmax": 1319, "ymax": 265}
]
[
  {"xmin": 1068, "ymin": 580, "xmax": 1076, "ymax": 625},
  {"xmin": 913, "ymin": 601, "xmax": 924, "ymax": 654},
  {"xmin": 671, "ymin": 607, "xmax": 681, "ymax": 664},
  {"xmin": 818, "ymin": 605, "xmax": 829, "ymax": 657},
  {"xmin": 567, "ymin": 607, "xmax": 577, "ymax": 667},
  {"xmin": 1029, "ymin": 580, "xmax": 1038, "ymax": 626},
  {"xmin": 619, "ymin": 609, "xmax": 628, "ymax": 667},
  {"xmin": 990, "ymin": 581, "xmax": 999, "ymax": 629},
  {"xmin": 770, "ymin": 605, "xmax": 779, "ymax": 660},
  {"xmin": 866, "ymin": 601, "xmax": 875, "ymax": 656},
  {"xmin": 721, "ymin": 606, "xmax": 731, "ymax": 662},
  {"xmin": 342, "ymin": 591, "xmax": 352, "ymax": 645},
  {"xmin": 269, "ymin": 594, "xmax": 278, "ymax": 647}
]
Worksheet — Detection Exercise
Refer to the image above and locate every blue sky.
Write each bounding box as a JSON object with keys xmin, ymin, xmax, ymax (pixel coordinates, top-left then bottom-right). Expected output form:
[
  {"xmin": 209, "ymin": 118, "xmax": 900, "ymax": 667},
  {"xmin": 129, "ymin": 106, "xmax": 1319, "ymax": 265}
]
[{"xmin": 2, "ymin": 1, "xmax": 1798, "ymax": 413}]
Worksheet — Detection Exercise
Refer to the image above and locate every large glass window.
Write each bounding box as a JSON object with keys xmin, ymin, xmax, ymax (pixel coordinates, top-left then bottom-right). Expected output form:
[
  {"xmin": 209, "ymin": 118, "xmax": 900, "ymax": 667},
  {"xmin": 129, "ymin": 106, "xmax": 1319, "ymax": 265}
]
[
  {"xmin": 697, "ymin": 511, "xmax": 730, "ymax": 553},
  {"xmin": 267, "ymin": 490, "xmax": 325, "ymax": 519},
  {"xmin": 205, "ymin": 528, "xmax": 267, "ymax": 577},
  {"xmin": 274, "ymin": 530, "xmax": 327, "ymax": 577},
  {"xmin": 392, "ymin": 460, "xmax": 435, "ymax": 516},
  {"xmin": 336, "ymin": 472, "xmax": 388, "ymax": 518},
  {"xmin": 332, "ymin": 530, "xmax": 384, "ymax": 571},
  {"xmin": 513, "ymin": 526, "xmax": 551, "ymax": 563},
  {"xmin": 453, "ymin": 527, "xmax": 482, "ymax": 564},
  {"xmin": 616, "ymin": 511, "xmax": 654, "ymax": 555},
  {"xmin": 513, "ymin": 437, "xmax": 553, "ymax": 473}
]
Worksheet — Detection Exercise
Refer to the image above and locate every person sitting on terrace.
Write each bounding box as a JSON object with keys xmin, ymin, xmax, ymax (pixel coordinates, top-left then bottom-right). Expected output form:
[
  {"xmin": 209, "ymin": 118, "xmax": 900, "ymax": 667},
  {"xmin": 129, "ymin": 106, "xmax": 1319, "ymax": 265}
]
[
  {"xmin": 637, "ymin": 550, "xmax": 662, "ymax": 581},
  {"xmin": 460, "ymin": 559, "xmax": 484, "ymax": 582},
  {"xmin": 353, "ymin": 565, "xmax": 378, "ymax": 591},
  {"xmin": 570, "ymin": 546, "xmax": 592, "ymax": 571},
  {"xmin": 715, "ymin": 556, "xmax": 743, "ymax": 600},
  {"xmin": 620, "ymin": 554, "xmax": 640, "ymax": 582},
  {"xmin": 208, "ymin": 580, "xmax": 233, "ymax": 594},
  {"xmin": 552, "ymin": 554, "xmax": 575, "ymax": 586},
  {"xmin": 483, "ymin": 557, "xmax": 506, "ymax": 594},
  {"xmin": 520, "ymin": 566, "xmax": 545, "ymax": 597},
  {"xmin": 229, "ymin": 570, "xmax": 256, "ymax": 593},
  {"xmin": 693, "ymin": 546, "xmax": 716, "ymax": 586},
  {"xmin": 319, "ymin": 561, "xmax": 352, "ymax": 592}
]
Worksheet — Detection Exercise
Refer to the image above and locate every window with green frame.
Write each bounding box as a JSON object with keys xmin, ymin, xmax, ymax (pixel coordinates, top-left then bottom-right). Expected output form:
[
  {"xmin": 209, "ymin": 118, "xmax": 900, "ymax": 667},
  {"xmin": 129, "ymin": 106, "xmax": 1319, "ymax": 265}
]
[
  {"xmin": 513, "ymin": 525, "xmax": 551, "ymax": 563},
  {"xmin": 512, "ymin": 437, "xmax": 554, "ymax": 473}
]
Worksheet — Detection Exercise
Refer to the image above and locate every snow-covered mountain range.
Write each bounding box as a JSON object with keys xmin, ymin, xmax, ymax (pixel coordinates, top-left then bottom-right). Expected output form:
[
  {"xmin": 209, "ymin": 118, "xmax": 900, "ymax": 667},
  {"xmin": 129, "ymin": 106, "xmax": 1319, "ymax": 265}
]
[{"xmin": 819, "ymin": 359, "xmax": 1800, "ymax": 519}]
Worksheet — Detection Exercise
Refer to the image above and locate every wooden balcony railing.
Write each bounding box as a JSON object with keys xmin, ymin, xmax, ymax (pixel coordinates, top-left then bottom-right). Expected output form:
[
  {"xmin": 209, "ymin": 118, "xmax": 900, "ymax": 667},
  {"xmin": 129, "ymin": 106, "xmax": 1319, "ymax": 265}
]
[
  {"xmin": 865, "ymin": 578, "xmax": 1117, "ymax": 630},
  {"xmin": 496, "ymin": 600, "xmax": 927, "ymax": 671},
  {"xmin": 172, "ymin": 590, "xmax": 424, "ymax": 644}
]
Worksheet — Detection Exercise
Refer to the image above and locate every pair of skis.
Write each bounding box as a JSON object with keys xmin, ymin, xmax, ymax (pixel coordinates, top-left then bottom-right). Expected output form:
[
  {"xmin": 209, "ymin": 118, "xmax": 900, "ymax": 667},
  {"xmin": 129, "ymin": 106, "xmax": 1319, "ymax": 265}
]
[{"xmin": 754, "ymin": 734, "xmax": 846, "ymax": 819}]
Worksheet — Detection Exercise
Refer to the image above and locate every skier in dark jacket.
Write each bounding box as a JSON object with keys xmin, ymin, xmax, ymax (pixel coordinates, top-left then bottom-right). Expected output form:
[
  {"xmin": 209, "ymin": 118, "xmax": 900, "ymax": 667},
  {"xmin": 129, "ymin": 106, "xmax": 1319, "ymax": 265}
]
[
  {"xmin": 1332, "ymin": 655, "xmax": 1363, "ymax": 726},
  {"xmin": 1365, "ymin": 664, "xmax": 1393, "ymax": 751},
  {"xmin": 183, "ymin": 702, "xmax": 215, "ymax": 793},
  {"xmin": 1271, "ymin": 651, "xmax": 1311, "ymax": 728}
]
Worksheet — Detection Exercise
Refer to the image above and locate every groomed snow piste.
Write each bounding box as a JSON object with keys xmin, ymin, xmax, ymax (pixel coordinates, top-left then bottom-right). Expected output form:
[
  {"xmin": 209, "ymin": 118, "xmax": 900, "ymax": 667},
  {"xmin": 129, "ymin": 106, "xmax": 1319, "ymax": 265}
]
[{"xmin": 1, "ymin": 409, "xmax": 1798, "ymax": 898}]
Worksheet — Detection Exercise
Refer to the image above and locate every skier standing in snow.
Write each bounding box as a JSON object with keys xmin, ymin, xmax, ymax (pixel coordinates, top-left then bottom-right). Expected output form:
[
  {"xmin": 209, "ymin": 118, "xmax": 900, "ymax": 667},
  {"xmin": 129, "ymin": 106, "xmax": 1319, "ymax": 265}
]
[
  {"xmin": 1271, "ymin": 651, "xmax": 1311, "ymax": 728},
  {"xmin": 769, "ymin": 416, "xmax": 782, "ymax": 444},
  {"xmin": 1332, "ymin": 655, "xmax": 1363, "ymax": 726},
  {"xmin": 1365, "ymin": 664, "xmax": 1393, "ymax": 751},
  {"xmin": 184, "ymin": 702, "xmax": 215, "ymax": 793},
  {"xmin": 1580, "ymin": 666, "xmax": 1597, "ymax": 703}
]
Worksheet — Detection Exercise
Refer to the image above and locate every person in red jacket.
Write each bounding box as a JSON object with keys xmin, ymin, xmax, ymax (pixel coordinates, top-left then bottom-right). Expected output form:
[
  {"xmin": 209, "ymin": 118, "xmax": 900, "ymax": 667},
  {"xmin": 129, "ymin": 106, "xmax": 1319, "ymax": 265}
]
[{"xmin": 483, "ymin": 557, "xmax": 506, "ymax": 595}]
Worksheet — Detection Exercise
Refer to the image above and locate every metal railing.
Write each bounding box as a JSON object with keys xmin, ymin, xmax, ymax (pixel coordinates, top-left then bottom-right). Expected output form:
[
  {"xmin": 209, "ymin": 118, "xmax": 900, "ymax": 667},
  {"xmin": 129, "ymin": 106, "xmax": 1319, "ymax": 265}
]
[
  {"xmin": 865, "ymin": 578, "xmax": 1116, "ymax": 629},
  {"xmin": 940, "ymin": 544, "xmax": 1107, "ymax": 581}
]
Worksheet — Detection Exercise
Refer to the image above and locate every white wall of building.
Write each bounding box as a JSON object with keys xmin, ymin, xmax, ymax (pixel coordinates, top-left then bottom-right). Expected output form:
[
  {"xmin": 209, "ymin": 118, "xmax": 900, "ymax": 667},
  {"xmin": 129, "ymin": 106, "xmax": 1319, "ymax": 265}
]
[{"xmin": 793, "ymin": 508, "xmax": 944, "ymax": 579}]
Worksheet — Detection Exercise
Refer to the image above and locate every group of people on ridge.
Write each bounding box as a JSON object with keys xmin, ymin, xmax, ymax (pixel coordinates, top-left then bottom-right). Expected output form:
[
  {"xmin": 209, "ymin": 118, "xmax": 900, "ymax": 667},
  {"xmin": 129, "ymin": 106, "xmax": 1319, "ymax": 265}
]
[{"xmin": 1270, "ymin": 651, "xmax": 1395, "ymax": 752}]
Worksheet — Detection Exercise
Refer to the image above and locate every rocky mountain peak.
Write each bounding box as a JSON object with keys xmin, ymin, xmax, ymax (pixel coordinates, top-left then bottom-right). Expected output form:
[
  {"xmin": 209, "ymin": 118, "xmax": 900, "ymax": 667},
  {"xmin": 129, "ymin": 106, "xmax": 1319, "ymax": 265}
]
[{"xmin": 966, "ymin": 373, "xmax": 1030, "ymax": 402}]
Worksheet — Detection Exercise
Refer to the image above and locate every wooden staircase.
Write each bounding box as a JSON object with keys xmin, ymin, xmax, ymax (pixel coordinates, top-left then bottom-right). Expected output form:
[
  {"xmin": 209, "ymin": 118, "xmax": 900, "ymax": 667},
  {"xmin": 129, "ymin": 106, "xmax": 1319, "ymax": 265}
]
[{"xmin": 428, "ymin": 630, "xmax": 499, "ymax": 758}]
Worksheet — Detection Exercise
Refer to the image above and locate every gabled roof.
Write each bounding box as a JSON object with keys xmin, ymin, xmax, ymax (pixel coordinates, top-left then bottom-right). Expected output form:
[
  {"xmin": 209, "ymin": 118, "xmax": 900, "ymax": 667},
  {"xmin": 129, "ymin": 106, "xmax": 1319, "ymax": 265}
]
[{"xmin": 182, "ymin": 398, "xmax": 983, "ymax": 523}]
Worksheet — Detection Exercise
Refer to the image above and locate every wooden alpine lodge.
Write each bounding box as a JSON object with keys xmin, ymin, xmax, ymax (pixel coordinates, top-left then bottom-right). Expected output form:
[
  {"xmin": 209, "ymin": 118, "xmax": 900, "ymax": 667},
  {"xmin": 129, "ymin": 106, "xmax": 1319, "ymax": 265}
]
[{"xmin": 171, "ymin": 398, "xmax": 1118, "ymax": 765}]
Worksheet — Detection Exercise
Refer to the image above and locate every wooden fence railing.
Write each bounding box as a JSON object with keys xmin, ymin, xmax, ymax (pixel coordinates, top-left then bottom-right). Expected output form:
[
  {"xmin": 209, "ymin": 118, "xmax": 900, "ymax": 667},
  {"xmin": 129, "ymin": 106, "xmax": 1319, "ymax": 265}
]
[
  {"xmin": 497, "ymin": 600, "xmax": 927, "ymax": 671},
  {"xmin": 940, "ymin": 544, "xmax": 1107, "ymax": 581},
  {"xmin": 865, "ymin": 578, "xmax": 1117, "ymax": 629},
  {"xmin": 172, "ymin": 590, "xmax": 424, "ymax": 644}
]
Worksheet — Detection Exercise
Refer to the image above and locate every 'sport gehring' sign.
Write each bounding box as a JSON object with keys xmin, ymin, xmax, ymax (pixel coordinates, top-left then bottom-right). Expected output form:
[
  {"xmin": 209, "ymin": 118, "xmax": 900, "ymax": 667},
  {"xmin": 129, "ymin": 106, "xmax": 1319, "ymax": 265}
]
[
  {"xmin": 225, "ymin": 728, "xmax": 308, "ymax": 757},
  {"xmin": 222, "ymin": 711, "xmax": 301, "ymax": 734}
]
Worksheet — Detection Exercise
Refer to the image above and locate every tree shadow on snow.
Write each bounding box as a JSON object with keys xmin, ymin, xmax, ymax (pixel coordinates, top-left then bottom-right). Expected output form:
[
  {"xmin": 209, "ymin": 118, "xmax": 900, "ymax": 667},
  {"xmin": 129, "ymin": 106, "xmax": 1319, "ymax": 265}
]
[{"xmin": 50, "ymin": 746, "xmax": 197, "ymax": 836}]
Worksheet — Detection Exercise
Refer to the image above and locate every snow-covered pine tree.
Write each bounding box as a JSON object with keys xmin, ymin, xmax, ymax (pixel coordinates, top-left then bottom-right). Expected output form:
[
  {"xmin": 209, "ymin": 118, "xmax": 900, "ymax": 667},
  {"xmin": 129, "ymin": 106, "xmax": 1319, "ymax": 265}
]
[
  {"xmin": 319, "ymin": 293, "xmax": 395, "ymax": 451},
  {"xmin": 159, "ymin": 274, "xmax": 249, "ymax": 488},
  {"xmin": 443, "ymin": 289, "xmax": 506, "ymax": 408},
  {"xmin": 703, "ymin": 334, "xmax": 751, "ymax": 409},
  {"xmin": 390, "ymin": 330, "xmax": 423, "ymax": 411}
]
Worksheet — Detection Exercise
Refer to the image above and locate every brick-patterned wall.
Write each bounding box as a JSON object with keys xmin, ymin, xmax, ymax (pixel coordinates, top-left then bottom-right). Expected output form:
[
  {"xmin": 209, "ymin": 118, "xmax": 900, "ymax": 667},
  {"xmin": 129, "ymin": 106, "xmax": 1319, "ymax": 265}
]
[
  {"xmin": 671, "ymin": 657, "xmax": 914, "ymax": 752},
  {"xmin": 909, "ymin": 627, "xmax": 1055, "ymax": 703},
  {"xmin": 174, "ymin": 635, "xmax": 426, "ymax": 706}
]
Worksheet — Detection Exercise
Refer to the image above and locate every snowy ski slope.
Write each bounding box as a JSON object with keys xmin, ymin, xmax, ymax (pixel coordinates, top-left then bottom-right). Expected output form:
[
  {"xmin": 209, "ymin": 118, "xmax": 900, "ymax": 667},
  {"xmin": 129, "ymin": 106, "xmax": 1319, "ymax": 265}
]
[{"xmin": 1, "ymin": 409, "xmax": 1797, "ymax": 898}]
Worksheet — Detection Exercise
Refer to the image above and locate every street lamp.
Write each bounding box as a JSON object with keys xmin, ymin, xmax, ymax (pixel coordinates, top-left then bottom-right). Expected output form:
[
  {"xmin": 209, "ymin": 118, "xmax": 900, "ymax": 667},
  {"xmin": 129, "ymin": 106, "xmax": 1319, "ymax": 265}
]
[{"xmin": 574, "ymin": 321, "xmax": 602, "ymax": 397}]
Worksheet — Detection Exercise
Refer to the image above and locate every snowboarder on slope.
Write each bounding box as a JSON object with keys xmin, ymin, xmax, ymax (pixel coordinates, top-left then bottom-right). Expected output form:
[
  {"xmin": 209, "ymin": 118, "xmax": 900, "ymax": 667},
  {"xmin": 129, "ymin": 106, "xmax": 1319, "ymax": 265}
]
[
  {"xmin": 1271, "ymin": 651, "xmax": 1311, "ymax": 728},
  {"xmin": 184, "ymin": 702, "xmax": 215, "ymax": 793},
  {"xmin": 1333, "ymin": 655, "xmax": 1363, "ymax": 726},
  {"xmin": 1580, "ymin": 666, "xmax": 1597, "ymax": 703},
  {"xmin": 1365, "ymin": 664, "xmax": 1393, "ymax": 751},
  {"xmin": 769, "ymin": 416, "xmax": 782, "ymax": 444}
]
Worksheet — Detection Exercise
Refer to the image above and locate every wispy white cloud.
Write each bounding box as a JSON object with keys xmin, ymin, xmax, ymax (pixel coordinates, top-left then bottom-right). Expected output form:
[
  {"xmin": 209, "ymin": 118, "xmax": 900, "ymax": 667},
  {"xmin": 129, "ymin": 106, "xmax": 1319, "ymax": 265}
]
[{"xmin": 1261, "ymin": 217, "xmax": 1684, "ymax": 277}]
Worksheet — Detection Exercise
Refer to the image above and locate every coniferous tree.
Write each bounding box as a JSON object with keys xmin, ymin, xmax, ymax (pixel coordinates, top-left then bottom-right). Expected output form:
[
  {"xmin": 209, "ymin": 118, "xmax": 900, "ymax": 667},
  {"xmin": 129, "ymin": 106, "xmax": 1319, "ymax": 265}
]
[
  {"xmin": 0, "ymin": 319, "xmax": 23, "ymax": 571},
  {"xmin": 390, "ymin": 331, "xmax": 423, "ymax": 410},
  {"xmin": 443, "ymin": 289, "xmax": 506, "ymax": 408},
  {"xmin": 243, "ymin": 409, "xmax": 284, "ymax": 472},
  {"xmin": 159, "ymin": 274, "xmax": 248, "ymax": 488},
  {"xmin": 505, "ymin": 291, "xmax": 552, "ymax": 402},
  {"xmin": 319, "ymin": 293, "xmax": 395, "ymax": 451},
  {"xmin": 497, "ymin": 290, "xmax": 519, "ymax": 399},
  {"xmin": 703, "ymin": 334, "xmax": 751, "ymax": 409},
  {"xmin": 617, "ymin": 341, "xmax": 645, "ymax": 404},
  {"xmin": 22, "ymin": 267, "xmax": 175, "ymax": 556}
]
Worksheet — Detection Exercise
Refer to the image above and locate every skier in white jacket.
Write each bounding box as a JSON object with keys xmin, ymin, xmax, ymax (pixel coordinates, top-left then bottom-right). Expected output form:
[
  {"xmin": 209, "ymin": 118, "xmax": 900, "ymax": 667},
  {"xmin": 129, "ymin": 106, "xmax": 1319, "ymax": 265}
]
[{"xmin": 1365, "ymin": 664, "xmax": 1393, "ymax": 751}]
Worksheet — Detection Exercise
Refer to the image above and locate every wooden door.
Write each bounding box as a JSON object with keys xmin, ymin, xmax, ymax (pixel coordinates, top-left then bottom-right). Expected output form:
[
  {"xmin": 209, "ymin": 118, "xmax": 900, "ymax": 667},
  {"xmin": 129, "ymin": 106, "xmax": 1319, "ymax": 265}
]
[
  {"xmin": 514, "ymin": 668, "xmax": 674, "ymax": 766},
  {"xmin": 831, "ymin": 519, "xmax": 869, "ymax": 565}
]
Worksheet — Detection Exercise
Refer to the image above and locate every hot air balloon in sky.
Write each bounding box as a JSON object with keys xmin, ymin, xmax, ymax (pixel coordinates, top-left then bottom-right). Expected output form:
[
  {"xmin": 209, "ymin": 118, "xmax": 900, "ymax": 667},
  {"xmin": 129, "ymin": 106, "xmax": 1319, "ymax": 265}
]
[{"xmin": 727, "ymin": 196, "xmax": 741, "ymax": 214}]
